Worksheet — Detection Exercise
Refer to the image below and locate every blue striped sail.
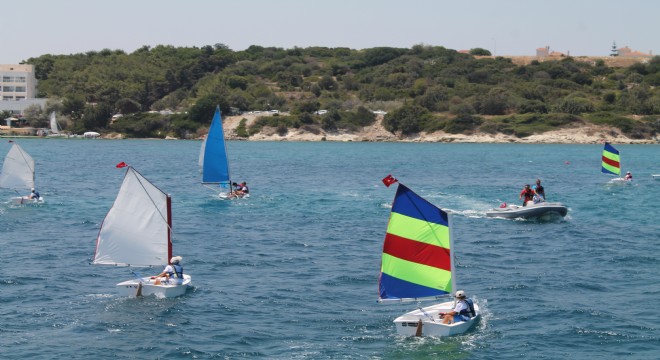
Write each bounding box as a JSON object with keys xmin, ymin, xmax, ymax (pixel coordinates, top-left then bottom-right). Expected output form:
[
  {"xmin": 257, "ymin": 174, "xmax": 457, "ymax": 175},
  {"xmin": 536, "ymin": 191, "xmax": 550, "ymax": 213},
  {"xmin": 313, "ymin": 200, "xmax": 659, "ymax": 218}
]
[
  {"xmin": 378, "ymin": 184, "xmax": 454, "ymax": 302},
  {"xmin": 201, "ymin": 106, "xmax": 231, "ymax": 186},
  {"xmin": 601, "ymin": 142, "xmax": 620, "ymax": 176}
]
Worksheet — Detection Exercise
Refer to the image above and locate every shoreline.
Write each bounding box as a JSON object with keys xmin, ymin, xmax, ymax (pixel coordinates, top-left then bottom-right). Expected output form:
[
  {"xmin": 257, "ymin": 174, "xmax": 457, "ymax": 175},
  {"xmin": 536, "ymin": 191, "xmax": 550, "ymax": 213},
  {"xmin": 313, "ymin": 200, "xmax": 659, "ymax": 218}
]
[{"xmin": 222, "ymin": 115, "xmax": 659, "ymax": 145}]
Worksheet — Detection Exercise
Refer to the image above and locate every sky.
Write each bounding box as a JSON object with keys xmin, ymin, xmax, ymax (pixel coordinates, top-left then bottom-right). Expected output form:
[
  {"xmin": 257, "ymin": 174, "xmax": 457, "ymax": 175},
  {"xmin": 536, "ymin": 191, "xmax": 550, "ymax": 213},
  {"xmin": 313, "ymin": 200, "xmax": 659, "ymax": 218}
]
[{"xmin": 2, "ymin": 0, "xmax": 658, "ymax": 64}]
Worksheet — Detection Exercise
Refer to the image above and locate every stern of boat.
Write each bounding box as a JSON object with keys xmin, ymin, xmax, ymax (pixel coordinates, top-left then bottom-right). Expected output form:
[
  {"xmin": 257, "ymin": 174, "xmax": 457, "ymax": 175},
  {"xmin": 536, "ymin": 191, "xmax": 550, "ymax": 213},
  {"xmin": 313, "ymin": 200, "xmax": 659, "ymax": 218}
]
[
  {"xmin": 115, "ymin": 275, "xmax": 192, "ymax": 298},
  {"xmin": 393, "ymin": 302, "xmax": 480, "ymax": 337}
]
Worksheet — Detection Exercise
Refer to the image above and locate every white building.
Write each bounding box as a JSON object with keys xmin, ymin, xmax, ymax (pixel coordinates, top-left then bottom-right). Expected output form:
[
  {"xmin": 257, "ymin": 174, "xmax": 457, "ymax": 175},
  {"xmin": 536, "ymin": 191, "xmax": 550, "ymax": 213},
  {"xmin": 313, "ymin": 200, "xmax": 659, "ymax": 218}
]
[{"xmin": 0, "ymin": 64, "xmax": 46, "ymax": 115}]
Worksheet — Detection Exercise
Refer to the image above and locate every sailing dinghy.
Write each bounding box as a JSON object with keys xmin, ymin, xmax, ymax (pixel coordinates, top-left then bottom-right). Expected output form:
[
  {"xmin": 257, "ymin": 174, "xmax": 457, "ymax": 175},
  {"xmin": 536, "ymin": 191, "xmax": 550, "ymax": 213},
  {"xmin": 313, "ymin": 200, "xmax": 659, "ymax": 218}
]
[
  {"xmin": 47, "ymin": 112, "xmax": 67, "ymax": 138},
  {"xmin": 379, "ymin": 175, "xmax": 480, "ymax": 337},
  {"xmin": 92, "ymin": 162, "xmax": 191, "ymax": 298},
  {"xmin": 200, "ymin": 106, "xmax": 246, "ymax": 199},
  {"xmin": 0, "ymin": 141, "xmax": 44, "ymax": 204},
  {"xmin": 602, "ymin": 142, "xmax": 631, "ymax": 184}
]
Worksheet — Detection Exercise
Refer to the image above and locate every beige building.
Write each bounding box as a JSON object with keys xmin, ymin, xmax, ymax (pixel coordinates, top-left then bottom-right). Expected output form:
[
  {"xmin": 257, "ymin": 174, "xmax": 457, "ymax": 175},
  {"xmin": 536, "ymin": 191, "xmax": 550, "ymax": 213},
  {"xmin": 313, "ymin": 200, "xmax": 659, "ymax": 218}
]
[
  {"xmin": 0, "ymin": 64, "xmax": 36, "ymax": 100},
  {"xmin": 0, "ymin": 64, "xmax": 46, "ymax": 115}
]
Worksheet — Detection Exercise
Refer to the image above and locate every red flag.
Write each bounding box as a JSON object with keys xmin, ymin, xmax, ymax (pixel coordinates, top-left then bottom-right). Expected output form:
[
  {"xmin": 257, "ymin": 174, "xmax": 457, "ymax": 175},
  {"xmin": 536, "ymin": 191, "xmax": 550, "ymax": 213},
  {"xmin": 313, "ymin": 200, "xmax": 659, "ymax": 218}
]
[
  {"xmin": 382, "ymin": 174, "xmax": 398, "ymax": 187},
  {"xmin": 116, "ymin": 161, "xmax": 128, "ymax": 168}
]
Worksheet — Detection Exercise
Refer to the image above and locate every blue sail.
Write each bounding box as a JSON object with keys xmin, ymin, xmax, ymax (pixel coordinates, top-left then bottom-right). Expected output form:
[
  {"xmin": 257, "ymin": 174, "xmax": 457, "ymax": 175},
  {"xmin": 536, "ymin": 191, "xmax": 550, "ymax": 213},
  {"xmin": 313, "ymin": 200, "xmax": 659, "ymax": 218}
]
[{"xmin": 201, "ymin": 107, "xmax": 231, "ymax": 185}]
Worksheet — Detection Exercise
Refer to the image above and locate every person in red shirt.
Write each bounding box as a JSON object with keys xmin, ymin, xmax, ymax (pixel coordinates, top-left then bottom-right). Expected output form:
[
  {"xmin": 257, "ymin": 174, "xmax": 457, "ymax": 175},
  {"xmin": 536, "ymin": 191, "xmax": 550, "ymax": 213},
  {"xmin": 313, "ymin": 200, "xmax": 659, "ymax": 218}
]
[{"xmin": 519, "ymin": 184, "xmax": 536, "ymax": 206}]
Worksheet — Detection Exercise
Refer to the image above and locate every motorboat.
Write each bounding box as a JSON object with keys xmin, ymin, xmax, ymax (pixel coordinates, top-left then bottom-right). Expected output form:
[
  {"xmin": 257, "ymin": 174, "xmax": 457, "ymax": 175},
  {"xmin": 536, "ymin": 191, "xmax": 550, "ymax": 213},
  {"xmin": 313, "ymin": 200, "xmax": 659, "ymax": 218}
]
[{"xmin": 486, "ymin": 201, "xmax": 568, "ymax": 219}]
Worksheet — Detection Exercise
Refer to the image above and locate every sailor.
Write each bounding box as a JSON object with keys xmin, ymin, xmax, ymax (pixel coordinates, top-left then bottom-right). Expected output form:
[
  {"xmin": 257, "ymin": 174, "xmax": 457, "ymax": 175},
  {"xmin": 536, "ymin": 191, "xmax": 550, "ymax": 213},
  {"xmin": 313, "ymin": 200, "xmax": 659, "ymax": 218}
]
[
  {"xmin": 239, "ymin": 181, "xmax": 249, "ymax": 194},
  {"xmin": 153, "ymin": 256, "xmax": 184, "ymax": 285},
  {"xmin": 519, "ymin": 184, "xmax": 535, "ymax": 206},
  {"xmin": 28, "ymin": 188, "xmax": 40, "ymax": 199},
  {"xmin": 624, "ymin": 171, "xmax": 633, "ymax": 181},
  {"xmin": 532, "ymin": 179, "xmax": 545, "ymax": 200},
  {"xmin": 440, "ymin": 290, "xmax": 476, "ymax": 324}
]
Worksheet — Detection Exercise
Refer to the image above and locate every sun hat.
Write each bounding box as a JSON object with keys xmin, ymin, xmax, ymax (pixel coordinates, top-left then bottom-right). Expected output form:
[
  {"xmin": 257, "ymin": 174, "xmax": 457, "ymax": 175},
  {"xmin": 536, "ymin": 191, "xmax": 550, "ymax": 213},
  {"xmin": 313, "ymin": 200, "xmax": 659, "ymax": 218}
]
[{"xmin": 170, "ymin": 256, "xmax": 182, "ymax": 264}]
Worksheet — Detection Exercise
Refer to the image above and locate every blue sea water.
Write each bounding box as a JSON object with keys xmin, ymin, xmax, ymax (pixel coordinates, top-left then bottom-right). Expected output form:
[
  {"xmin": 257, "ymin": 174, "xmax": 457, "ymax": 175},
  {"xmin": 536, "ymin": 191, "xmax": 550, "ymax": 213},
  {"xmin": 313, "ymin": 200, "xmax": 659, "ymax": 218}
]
[{"xmin": 0, "ymin": 139, "xmax": 659, "ymax": 359}]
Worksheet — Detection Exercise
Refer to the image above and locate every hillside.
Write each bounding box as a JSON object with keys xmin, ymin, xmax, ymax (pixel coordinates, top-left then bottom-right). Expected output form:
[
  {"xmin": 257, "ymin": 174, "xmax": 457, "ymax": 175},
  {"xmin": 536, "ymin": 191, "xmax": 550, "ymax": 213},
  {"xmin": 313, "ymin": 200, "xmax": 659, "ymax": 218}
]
[{"xmin": 21, "ymin": 45, "xmax": 660, "ymax": 142}]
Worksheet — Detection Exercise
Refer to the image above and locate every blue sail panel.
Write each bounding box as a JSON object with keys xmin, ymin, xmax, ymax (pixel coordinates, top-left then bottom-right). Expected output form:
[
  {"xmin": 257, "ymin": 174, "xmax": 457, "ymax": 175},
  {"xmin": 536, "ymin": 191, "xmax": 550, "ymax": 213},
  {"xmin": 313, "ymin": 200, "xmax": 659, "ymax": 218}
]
[
  {"xmin": 379, "ymin": 272, "xmax": 450, "ymax": 300},
  {"xmin": 391, "ymin": 184, "xmax": 448, "ymax": 226},
  {"xmin": 202, "ymin": 107, "xmax": 231, "ymax": 184}
]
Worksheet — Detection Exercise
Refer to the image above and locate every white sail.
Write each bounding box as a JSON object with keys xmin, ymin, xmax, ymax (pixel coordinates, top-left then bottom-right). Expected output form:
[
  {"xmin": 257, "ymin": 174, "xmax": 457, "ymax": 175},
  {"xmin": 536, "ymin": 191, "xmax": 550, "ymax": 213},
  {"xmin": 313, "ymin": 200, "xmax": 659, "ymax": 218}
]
[
  {"xmin": 0, "ymin": 143, "xmax": 35, "ymax": 190},
  {"xmin": 93, "ymin": 166, "xmax": 171, "ymax": 267},
  {"xmin": 198, "ymin": 136, "xmax": 207, "ymax": 169},
  {"xmin": 49, "ymin": 112, "xmax": 60, "ymax": 134}
]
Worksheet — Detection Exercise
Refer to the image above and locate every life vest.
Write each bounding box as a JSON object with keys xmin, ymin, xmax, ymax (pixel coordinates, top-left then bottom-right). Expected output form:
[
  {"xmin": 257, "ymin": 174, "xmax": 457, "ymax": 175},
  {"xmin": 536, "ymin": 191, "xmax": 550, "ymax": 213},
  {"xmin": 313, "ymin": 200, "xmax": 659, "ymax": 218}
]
[
  {"xmin": 241, "ymin": 185, "xmax": 249, "ymax": 194},
  {"xmin": 458, "ymin": 299, "xmax": 476, "ymax": 317},
  {"xmin": 167, "ymin": 264, "xmax": 183, "ymax": 278}
]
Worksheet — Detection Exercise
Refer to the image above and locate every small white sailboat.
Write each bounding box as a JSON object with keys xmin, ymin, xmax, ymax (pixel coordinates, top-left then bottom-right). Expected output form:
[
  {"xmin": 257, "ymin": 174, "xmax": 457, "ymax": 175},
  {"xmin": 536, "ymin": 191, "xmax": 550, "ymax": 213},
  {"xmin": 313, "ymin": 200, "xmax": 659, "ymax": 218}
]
[
  {"xmin": 378, "ymin": 176, "xmax": 480, "ymax": 337},
  {"xmin": 47, "ymin": 112, "xmax": 68, "ymax": 138},
  {"xmin": 200, "ymin": 106, "xmax": 246, "ymax": 199},
  {"xmin": 92, "ymin": 162, "xmax": 191, "ymax": 298},
  {"xmin": 0, "ymin": 141, "xmax": 44, "ymax": 204}
]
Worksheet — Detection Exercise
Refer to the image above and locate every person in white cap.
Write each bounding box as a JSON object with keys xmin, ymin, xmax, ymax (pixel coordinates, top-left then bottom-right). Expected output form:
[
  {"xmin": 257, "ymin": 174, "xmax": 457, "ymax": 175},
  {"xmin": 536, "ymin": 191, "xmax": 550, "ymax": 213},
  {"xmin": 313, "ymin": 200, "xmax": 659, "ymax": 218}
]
[
  {"xmin": 624, "ymin": 171, "xmax": 633, "ymax": 181},
  {"xmin": 153, "ymin": 256, "xmax": 184, "ymax": 285},
  {"xmin": 441, "ymin": 290, "xmax": 476, "ymax": 324},
  {"xmin": 28, "ymin": 188, "xmax": 40, "ymax": 199}
]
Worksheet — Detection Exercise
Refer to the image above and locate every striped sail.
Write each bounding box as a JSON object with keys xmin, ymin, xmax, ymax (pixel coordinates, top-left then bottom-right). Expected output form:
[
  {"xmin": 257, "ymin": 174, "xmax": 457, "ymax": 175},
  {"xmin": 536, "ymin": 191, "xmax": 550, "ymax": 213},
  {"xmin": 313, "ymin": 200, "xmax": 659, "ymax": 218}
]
[
  {"xmin": 378, "ymin": 184, "xmax": 454, "ymax": 302},
  {"xmin": 201, "ymin": 106, "xmax": 231, "ymax": 186},
  {"xmin": 601, "ymin": 142, "xmax": 621, "ymax": 175}
]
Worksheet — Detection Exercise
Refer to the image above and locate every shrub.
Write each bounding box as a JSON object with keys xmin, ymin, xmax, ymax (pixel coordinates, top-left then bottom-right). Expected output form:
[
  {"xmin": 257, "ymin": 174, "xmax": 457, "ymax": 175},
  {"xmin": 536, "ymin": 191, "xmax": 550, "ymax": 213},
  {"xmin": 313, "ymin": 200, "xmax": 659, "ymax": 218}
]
[{"xmin": 444, "ymin": 114, "xmax": 483, "ymax": 134}]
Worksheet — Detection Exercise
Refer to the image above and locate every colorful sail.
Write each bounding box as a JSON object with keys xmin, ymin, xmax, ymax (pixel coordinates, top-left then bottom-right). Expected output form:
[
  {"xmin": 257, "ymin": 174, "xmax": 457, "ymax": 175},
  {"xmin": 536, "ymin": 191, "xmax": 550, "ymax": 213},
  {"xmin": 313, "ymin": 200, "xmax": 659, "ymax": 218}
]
[
  {"xmin": 201, "ymin": 106, "xmax": 231, "ymax": 186},
  {"xmin": 379, "ymin": 184, "xmax": 454, "ymax": 302},
  {"xmin": 601, "ymin": 142, "xmax": 621, "ymax": 175}
]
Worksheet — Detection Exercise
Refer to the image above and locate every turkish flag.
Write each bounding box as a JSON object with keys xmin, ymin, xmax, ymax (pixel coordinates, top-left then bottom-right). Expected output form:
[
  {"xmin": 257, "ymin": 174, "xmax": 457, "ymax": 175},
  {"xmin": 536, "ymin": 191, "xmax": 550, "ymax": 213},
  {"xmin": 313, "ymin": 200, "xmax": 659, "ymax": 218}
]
[
  {"xmin": 116, "ymin": 161, "xmax": 128, "ymax": 168},
  {"xmin": 382, "ymin": 174, "xmax": 398, "ymax": 187}
]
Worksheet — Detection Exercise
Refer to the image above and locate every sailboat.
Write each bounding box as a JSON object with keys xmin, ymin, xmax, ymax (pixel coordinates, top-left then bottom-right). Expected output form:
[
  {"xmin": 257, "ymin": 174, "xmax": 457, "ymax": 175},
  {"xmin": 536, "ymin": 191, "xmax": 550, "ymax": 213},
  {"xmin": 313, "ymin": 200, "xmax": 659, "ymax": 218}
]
[
  {"xmin": 379, "ymin": 176, "xmax": 480, "ymax": 337},
  {"xmin": 92, "ymin": 162, "xmax": 191, "ymax": 298},
  {"xmin": 602, "ymin": 142, "xmax": 630, "ymax": 184},
  {"xmin": 0, "ymin": 141, "xmax": 44, "ymax": 204},
  {"xmin": 47, "ymin": 112, "xmax": 67, "ymax": 138},
  {"xmin": 200, "ymin": 106, "xmax": 245, "ymax": 199}
]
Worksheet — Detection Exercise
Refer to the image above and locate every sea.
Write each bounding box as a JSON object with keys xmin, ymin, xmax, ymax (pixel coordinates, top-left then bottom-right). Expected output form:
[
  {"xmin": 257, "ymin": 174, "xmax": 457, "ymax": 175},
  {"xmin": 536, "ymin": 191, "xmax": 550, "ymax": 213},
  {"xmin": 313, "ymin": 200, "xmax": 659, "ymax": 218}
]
[{"xmin": 1, "ymin": 139, "xmax": 658, "ymax": 359}]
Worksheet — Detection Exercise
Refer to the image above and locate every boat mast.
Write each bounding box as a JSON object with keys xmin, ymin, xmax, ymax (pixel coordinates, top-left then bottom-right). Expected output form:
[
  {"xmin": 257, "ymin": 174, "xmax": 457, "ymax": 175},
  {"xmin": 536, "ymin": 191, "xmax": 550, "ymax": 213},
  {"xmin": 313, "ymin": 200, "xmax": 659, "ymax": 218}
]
[{"xmin": 167, "ymin": 194, "xmax": 172, "ymax": 263}]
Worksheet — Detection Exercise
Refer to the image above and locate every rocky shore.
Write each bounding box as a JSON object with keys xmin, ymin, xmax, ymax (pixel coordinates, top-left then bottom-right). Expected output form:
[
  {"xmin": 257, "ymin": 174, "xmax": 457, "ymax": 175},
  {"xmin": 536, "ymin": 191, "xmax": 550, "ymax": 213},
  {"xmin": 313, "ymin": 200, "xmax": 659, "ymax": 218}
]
[{"xmin": 222, "ymin": 115, "xmax": 658, "ymax": 144}]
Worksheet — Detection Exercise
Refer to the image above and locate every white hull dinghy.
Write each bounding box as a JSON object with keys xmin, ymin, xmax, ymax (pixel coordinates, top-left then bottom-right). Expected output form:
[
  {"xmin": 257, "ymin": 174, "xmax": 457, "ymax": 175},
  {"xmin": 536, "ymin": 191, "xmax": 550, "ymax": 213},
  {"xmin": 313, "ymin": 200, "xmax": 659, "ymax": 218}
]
[
  {"xmin": 93, "ymin": 163, "xmax": 191, "ymax": 298},
  {"xmin": 116, "ymin": 274, "xmax": 192, "ymax": 297},
  {"xmin": 378, "ymin": 177, "xmax": 480, "ymax": 337},
  {"xmin": 394, "ymin": 301, "xmax": 481, "ymax": 337}
]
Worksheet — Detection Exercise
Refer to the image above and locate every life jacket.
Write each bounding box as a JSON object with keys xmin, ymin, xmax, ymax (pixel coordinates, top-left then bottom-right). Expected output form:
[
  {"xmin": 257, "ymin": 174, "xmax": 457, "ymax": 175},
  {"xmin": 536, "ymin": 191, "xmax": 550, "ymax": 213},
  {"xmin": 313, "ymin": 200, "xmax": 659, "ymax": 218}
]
[
  {"xmin": 241, "ymin": 185, "xmax": 249, "ymax": 194},
  {"xmin": 522, "ymin": 189, "xmax": 534, "ymax": 201},
  {"xmin": 458, "ymin": 299, "xmax": 476, "ymax": 317},
  {"xmin": 167, "ymin": 264, "xmax": 183, "ymax": 278}
]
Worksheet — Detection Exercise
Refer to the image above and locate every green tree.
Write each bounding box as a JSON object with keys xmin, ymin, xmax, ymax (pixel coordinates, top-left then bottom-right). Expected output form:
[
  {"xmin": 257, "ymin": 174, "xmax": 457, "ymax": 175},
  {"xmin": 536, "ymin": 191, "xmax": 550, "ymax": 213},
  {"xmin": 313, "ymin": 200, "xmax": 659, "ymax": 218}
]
[
  {"xmin": 383, "ymin": 104, "xmax": 432, "ymax": 134},
  {"xmin": 469, "ymin": 48, "xmax": 492, "ymax": 56}
]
